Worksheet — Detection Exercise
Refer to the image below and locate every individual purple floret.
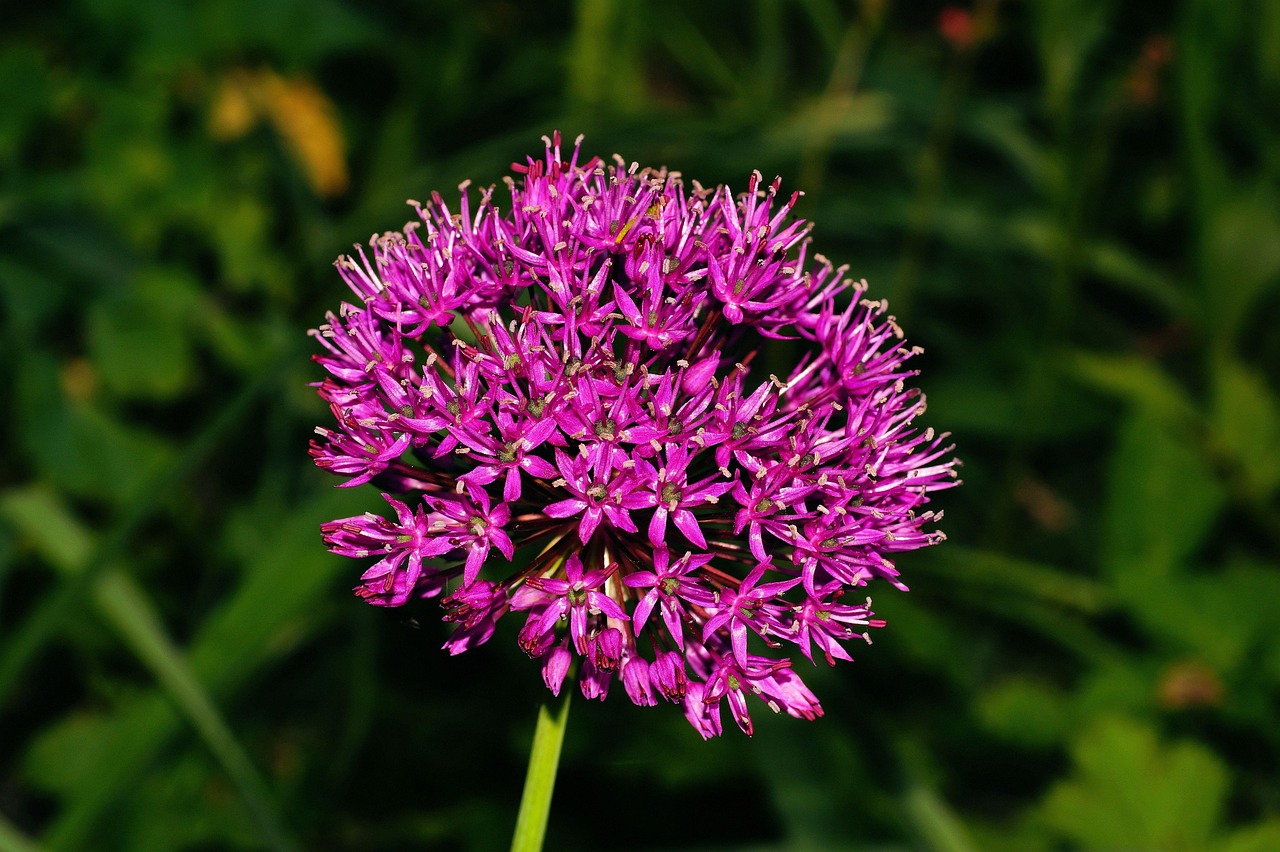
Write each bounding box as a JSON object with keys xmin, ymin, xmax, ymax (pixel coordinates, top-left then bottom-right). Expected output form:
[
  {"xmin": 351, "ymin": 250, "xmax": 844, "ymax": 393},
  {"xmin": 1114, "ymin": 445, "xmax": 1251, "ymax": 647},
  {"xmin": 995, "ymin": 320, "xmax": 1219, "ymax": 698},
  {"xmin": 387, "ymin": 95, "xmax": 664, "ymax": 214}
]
[{"xmin": 313, "ymin": 133, "xmax": 959, "ymax": 737}]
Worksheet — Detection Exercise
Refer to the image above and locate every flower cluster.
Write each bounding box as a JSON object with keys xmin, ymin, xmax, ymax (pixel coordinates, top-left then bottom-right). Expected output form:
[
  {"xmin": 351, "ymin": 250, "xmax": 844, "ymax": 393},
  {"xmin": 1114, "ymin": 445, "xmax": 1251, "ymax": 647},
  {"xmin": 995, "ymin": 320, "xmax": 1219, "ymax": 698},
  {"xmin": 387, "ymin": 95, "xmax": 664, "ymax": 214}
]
[{"xmin": 313, "ymin": 133, "xmax": 958, "ymax": 737}]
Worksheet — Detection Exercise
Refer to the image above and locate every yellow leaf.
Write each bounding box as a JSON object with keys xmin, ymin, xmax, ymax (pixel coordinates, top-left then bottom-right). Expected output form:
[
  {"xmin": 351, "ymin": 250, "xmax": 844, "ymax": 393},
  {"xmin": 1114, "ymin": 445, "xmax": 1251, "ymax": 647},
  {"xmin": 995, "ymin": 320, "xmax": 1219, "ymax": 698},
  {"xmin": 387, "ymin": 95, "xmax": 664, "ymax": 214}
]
[
  {"xmin": 260, "ymin": 70, "xmax": 349, "ymax": 197},
  {"xmin": 207, "ymin": 70, "xmax": 260, "ymax": 140},
  {"xmin": 207, "ymin": 67, "xmax": 349, "ymax": 197}
]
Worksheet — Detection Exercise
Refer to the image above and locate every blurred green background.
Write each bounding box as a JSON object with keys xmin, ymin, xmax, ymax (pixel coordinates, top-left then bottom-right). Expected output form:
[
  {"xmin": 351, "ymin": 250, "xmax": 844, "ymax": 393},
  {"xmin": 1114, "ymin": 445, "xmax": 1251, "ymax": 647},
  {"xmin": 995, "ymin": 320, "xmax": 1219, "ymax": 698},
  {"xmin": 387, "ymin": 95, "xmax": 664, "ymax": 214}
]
[{"xmin": 3, "ymin": 0, "xmax": 1279, "ymax": 849}]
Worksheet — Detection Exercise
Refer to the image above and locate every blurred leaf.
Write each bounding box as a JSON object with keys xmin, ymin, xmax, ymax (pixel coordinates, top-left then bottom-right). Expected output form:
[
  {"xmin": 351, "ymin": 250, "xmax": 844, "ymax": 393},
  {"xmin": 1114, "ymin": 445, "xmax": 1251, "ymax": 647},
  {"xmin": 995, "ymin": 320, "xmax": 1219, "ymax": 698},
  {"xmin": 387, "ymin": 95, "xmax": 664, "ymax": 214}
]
[
  {"xmin": 965, "ymin": 819, "xmax": 1053, "ymax": 852},
  {"xmin": 29, "ymin": 487, "xmax": 364, "ymax": 850},
  {"xmin": 904, "ymin": 784, "xmax": 980, "ymax": 852},
  {"xmin": 208, "ymin": 71, "xmax": 259, "ymax": 140},
  {"xmin": 0, "ymin": 257, "xmax": 66, "ymax": 339},
  {"xmin": 126, "ymin": 753, "xmax": 259, "ymax": 851},
  {"xmin": 1029, "ymin": 0, "xmax": 1109, "ymax": 124},
  {"xmin": 0, "ymin": 487, "xmax": 92, "ymax": 569},
  {"xmin": 939, "ymin": 581, "xmax": 1121, "ymax": 666},
  {"xmin": 915, "ymin": 546, "xmax": 1109, "ymax": 613},
  {"xmin": 19, "ymin": 220, "xmax": 136, "ymax": 292},
  {"xmin": 0, "ymin": 815, "xmax": 41, "ymax": 852},
  {"xmin": 81, "ymin": 87, "xmax": 175, "ymax": 243},
  {"xmin": 1221, "ymin": 822, "xmax": 1280, "ymax": 852},
  {"xmin": 1103, "ymin": 408, "xmax": 1224, "ymax": 578},
  {"xmin": 0, "ymin": 45, "xmax": 50, "ymax": 166},
  {"xmin": 1070, "ymin": 351, "xmax": 1199, "ymax": 425},
  {"xmin": 22, "ymin": 712, "xmax": 120, "ymax": 796},
  {"xmin": 923, "ymin": 373, "xmax": 1020, "ymax": 438},
  {"xmin": 1072, "ymin": 661, "xmax": 1163, "ymax": 720},
  {"xmin": 770, "ymin": 92, "xmax": 896, "ymax": 151},
  {"xmin": 751, "ymin": 719, "xmax": 875, "ymax": 849},
  {"xmin": 1210, "ymin": 356, "xmax": 1280, "ymax": 499},
  {"xmin": 195, "ymin": 0, "xmax": 378, "ymax": 66},
  {"xmin": 87, "ymin": 267, "xmax": 201, "ymax": 399},
  {"xmin": 347, "ymin": 100, "xmax": 420, "ymax": 223},
  {"xmin": 930, "ymin": 208, "xmax": 1189, "ymax": 315},
  {"xmin": 927, "ymin": 365, "xmax": 1106, "ymax": 441},
  {"xmin": 1260, "ymin": 1, "xmax": 1280, "ymax": 87},
  {"xmin": 651, "ymin": 2, "xmax": 743, "ymax": 103},
  {"xmin": 1118, "ymin": 560, "xmax": 1280, "ymax": 672},
  {"xmin": 1203, "ymin": 189, "xmax": 1280, "ymax": 349},
  {"xmin": 0, "ymin": 347, "xmax": 296, "ymax": 701},
  {"xmin": 977, "ymin": 678, "xmax": 1070, "ymax": 748},
  {"xmin": 568, "ymin": 0, "xmax": 646, "ymax": 112},
  {"xmin": 211, "ymin": 68, "xmax": 349, "ymax": 197},
  {"xmin": 94, "ymin": 572, "xmax": 296, "ymax": 851},
  {"xmin": 1083, "ymin": 241, "xmax": 1190, "ymax": 316},
  {"xmin": 751, "ymin": 0, "xmax": 784, "ymax": 105},
  {"xmin": 1, "ymin": 487, "xmax": 294, "ymax": 851},
  {"xmin": 16, "ymin": 352, "xmax": 174, "ymax": 501},
  {"xmin": 26, "ymin": 721, "xmax": 254, "ymax": 849},
  {"xmin": 1041, "ymin": 716, "xmax": 1227, "ymax": 850},
  {"xmin": 966, "ymin": 102, "xmax": 1058, "ymax": 194},
  {"xmin": 203, "ymin": 192, "xmax": 281, "ymax": 293}
]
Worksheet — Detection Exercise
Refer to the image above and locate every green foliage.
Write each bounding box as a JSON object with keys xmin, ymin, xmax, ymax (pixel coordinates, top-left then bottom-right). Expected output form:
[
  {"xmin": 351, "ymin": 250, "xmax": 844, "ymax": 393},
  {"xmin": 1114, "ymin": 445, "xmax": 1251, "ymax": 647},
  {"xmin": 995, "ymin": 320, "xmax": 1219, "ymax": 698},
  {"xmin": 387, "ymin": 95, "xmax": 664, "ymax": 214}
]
[
  {"xmin": 977, "ymin": 677, "xmax": 1070, "ymax": 749},
  {"xmin": 2, "ymin": 1, "xmax": 1278, "ymax": 850},
  {"xmin": 1212, "ymin": 357, "xmax": 1280, "ymax": 499},
  {"xmin": 1104, "ymin": 407, "xmax": 1224, "ymax": 579},
  {"xmin": 87, "ymin": 268, "xmax": 203, "ymax": 399},
  {"xmin": 1042, "ymin": 715, "xmax": 1280, "ymax": 852},
  {"xmin": 1042, "ymin": 715, "xmax": 1228, "ymax": 850}
]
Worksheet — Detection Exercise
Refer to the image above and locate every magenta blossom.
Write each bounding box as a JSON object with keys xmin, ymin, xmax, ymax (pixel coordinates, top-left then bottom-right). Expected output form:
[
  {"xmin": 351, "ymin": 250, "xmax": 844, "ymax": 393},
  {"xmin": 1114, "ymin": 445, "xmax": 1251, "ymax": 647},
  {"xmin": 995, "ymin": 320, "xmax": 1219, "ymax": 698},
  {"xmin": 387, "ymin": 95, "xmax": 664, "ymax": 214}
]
[{"xmin": 313, "ymin": 134, "xmax": 959, "ymax": 737}]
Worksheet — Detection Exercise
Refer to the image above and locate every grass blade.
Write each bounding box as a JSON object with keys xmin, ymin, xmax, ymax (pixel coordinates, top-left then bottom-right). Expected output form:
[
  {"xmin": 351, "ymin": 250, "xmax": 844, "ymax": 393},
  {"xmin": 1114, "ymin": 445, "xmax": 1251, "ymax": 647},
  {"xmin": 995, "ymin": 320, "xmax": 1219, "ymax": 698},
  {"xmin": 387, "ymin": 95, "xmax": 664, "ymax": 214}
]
[
  {"xmin": 0, "ymin": 488, "xmax": 296, "ymax": 851},
  {"xmin": 0, "ymin": 347, "xmax": 297, "ymax": 703}
]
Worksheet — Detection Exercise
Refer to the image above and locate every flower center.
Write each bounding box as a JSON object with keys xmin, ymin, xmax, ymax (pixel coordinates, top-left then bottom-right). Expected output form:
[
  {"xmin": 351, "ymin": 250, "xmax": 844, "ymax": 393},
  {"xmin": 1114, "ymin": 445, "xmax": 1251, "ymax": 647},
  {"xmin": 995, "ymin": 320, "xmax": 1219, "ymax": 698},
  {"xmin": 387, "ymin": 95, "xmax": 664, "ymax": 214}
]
[{"xmin": 594, "ymin": 419, "xmax": 618, "ymax": 441}]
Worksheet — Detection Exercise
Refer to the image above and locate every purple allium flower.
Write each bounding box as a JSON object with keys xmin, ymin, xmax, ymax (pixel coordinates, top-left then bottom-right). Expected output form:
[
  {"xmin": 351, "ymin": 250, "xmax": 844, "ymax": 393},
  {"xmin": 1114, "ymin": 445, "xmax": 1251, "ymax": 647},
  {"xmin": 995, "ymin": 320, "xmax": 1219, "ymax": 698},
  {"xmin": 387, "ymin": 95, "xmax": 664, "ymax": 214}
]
[{"xmin": 312, "ymin": 133, "xmax": 959, "ymax": 737}]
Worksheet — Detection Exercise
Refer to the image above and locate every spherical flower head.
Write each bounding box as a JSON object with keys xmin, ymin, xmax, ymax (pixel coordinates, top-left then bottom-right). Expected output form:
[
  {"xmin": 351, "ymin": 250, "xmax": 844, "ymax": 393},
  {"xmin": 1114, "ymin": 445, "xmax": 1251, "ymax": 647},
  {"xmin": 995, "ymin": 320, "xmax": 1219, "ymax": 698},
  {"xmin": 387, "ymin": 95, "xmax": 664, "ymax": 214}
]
[{"xmin": 312, "ymin": 133, "xmax": 960, "ymax": 737}]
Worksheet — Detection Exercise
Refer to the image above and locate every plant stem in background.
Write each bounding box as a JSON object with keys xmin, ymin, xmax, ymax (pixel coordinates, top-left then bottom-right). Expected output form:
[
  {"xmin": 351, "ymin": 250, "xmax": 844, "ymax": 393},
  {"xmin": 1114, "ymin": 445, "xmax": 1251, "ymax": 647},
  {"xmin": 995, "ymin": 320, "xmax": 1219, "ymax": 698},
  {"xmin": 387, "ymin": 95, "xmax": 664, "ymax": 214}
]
[
  {"xmin": 893, "ymin": 58, "xmax": 967, "ymax": 325},
  {"xmin": 797, "ymin": 4, "xmax": 883, "ymax": 196},
  {"xmin": 511, "ymin": 694, "xmax": 571, "ymax": 852}
]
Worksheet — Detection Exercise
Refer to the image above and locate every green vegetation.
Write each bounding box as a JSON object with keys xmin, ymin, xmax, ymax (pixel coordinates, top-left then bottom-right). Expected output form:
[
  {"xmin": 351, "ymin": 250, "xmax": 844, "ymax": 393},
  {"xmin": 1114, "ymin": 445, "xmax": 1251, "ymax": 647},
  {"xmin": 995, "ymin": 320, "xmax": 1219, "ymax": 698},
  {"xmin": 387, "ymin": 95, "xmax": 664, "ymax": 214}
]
[{"xmin": 2, "ymin": 1, "xmax": 1278, "ymax": 848}]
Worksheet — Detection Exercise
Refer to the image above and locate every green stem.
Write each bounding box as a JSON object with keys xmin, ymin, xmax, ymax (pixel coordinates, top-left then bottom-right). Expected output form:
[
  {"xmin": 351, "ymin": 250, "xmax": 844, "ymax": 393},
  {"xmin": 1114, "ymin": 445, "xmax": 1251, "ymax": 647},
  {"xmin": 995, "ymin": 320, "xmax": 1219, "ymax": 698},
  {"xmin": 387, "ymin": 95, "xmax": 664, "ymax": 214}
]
[
  {"xmin": 0, "ymin": 812, "xmax": 41, "ymax": 852},
  {"xmin": 510, "ymin": 693, "xmax": 571, "ymax": 852}
]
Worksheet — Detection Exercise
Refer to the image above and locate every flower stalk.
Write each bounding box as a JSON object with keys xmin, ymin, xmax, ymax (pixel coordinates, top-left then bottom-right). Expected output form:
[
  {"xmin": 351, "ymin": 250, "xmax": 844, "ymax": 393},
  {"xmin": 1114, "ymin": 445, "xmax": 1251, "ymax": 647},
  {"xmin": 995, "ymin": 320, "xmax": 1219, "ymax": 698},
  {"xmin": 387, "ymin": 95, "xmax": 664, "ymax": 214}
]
[{"xmin": 511, "ymin": 693, "xmax": 571, "ymax": 852}]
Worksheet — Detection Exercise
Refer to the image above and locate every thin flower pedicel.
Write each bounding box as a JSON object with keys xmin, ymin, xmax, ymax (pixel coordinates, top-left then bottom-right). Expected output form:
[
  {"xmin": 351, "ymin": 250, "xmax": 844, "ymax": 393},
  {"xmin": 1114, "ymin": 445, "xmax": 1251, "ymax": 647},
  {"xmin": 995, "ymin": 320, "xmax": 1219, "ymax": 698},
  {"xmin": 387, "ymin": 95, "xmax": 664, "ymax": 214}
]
[{"xmin": 313, "ymin": 133, "xmax": 959, "ymax": 737}]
